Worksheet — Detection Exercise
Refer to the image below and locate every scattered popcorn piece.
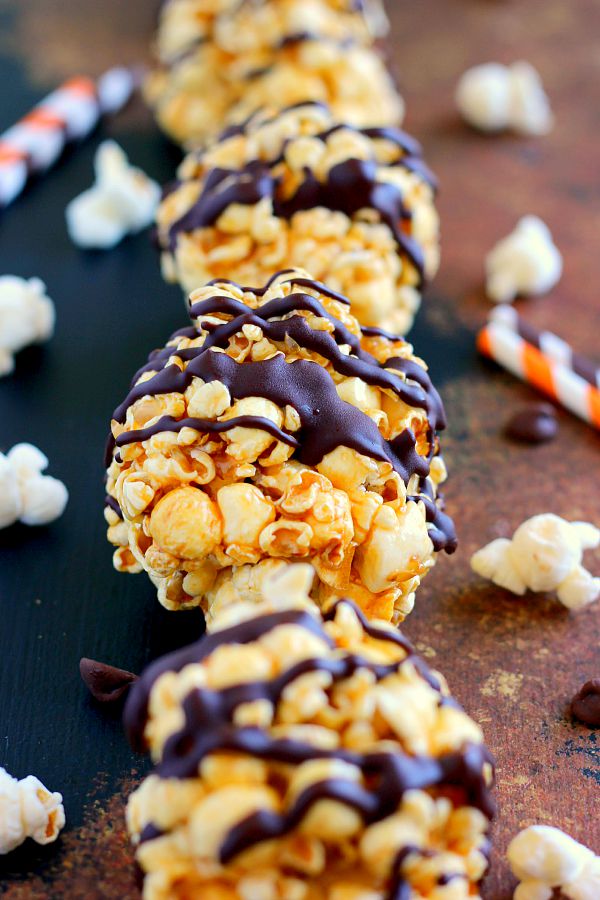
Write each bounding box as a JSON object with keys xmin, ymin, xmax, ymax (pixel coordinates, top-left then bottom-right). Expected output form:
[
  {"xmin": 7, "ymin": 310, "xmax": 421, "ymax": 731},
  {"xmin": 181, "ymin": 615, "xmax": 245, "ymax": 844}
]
[
  {"xmin": 471, "ymin": 513, "xmax": 600, "ymax": 610},
  {"xmin": 0, "ymin": 767, "xmax": 65, "ymax": 854},
  {"xmin": 66, "ymin": 141, "xmax": 160, "ymax": 249},
  {"xmin": 485, "ymin": 216, "xmax": 563, "ymax": 303},
  {"xmin": 0, "ymin": 276, "xmax": 55, "ymax": 376},
  {"xmin": 0, "ymin": 443, "xmax": 68, "ymax": 528},
  {"xmin": 508, "ymin": 825, "xmax": 599, "ymax": 900},
  {"xmin": 456, "ymin": 61, "xmax": 553, "ymax": 135}
]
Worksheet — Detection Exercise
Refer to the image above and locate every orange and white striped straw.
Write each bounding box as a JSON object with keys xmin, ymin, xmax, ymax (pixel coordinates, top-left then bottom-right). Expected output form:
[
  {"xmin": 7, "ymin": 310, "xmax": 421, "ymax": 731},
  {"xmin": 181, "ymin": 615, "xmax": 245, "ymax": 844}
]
[
  {"xmin": 0, "ymin": 67, "xmax": 137, "ymax": 208},
  {"xmin": 477, "ymin": 309, "xmax": 600, "ymax": 430}
]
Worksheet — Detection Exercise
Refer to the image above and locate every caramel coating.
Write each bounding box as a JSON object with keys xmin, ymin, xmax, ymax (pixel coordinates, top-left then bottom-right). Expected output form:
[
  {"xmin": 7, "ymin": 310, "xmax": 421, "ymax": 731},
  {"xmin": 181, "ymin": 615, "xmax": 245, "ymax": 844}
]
[
  {"xmin": 105, "ymin": 270, "xmax": 454, "ymax": 623},
  {"xmin": 126, "ymin": 586, "xmax": 494, "ymax": 900},
  {"xmin": 157, "ymin": 103, "xmax": 438, "ymax": 334},
  {"xmin": 147, "ymin": 0, "xmax": 400, "ymax": 148}
]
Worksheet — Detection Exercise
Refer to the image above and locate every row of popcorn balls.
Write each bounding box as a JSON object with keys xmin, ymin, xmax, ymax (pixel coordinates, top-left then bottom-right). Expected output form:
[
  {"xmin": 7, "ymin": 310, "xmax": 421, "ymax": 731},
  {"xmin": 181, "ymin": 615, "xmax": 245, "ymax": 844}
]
[
  {"xmin": 104, "ymin": 269, "xmax": 455, "ymax": 625},
  {"xmin": 147, "ymin": 0, "xmax": 400, "ymax": 149},
  {"xmin": 125, "ymin": 564, "xmax": 495, "ymax": 900},
  {"xmin": 156, "ymin": 101, "xmax": 440, "ymax": 335}
]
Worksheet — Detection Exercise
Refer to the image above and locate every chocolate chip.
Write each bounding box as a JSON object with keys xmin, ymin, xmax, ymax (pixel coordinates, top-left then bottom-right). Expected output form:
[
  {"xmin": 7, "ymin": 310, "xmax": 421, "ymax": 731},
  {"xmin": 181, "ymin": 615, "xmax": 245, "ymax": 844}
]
[
  {"xmin": 570, "ymin": 680, "xmax": 600, "ymax": 727},
  {"xmin": 80, "ymin": 657, "xmax": 138, "ymax": 704},
  {"xmin": 505, "ymin": 403, "xmax": 558, "ymax": 443}
]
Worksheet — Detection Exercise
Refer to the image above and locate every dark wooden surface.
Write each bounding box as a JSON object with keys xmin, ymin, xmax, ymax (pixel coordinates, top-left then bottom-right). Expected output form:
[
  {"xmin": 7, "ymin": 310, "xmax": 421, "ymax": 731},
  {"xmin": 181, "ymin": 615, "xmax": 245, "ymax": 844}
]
[{"xmin": 0, "ymin": 1, "xmax": 598, "ymax": 896}]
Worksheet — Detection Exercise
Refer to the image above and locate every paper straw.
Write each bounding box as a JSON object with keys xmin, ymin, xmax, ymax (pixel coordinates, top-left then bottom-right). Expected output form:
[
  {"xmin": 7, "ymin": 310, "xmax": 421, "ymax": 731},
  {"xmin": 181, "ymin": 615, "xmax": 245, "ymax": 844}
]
[
  {"xmin": 0, "ymin": 67, "xmax": 137, "ymax": 208},
  {"xmin": 490, "ymin": 306, "xmax": 600, "ymax": 388},
  {"xmin": 478, "ymin": 316, "xmax": 600, "ymax": 430}
]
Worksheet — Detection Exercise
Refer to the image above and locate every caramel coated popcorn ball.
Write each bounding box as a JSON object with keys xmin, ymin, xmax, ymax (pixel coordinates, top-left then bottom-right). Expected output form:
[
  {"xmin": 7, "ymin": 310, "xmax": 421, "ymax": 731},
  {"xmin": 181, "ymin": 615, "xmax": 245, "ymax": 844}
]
[
  {"xmin": 105, "ymin": 270, "xmax": 455, "ymax": 623},
  {"xmin": 146, "ymin": 0, "xmax": 400, "ymax": 148},
  {"xmin": 155, "ymin": 0, "xmax": 389, "ymax": 66},
  {"xmin": 157, "ymin": 102, "xmax": 439, "ymax": 334},
  {"xmin": 125, "ymin": 590, "xmax": 495, "ymax": 900}
]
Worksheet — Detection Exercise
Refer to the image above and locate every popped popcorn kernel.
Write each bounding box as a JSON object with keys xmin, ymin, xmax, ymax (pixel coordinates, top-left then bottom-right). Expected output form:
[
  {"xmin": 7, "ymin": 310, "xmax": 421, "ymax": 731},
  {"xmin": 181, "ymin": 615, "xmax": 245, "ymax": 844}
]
[
  {"xmin": 0, "ymin": 767, "xmax": 65, "ymax": 855},
  {"xmin": 66, "ymin": 141, "xmax": 160, "ymax": 249},
  {"xmin": 456, "ymin": 61, "xmax": 553, "ymax": 136},
  {"xmin": 508, "ymin": 825, "xmax": 599, "ymax": 900},
  {"xmin": 471, "ymin": 513, "xmax": 599, "ymax": 610},
  {"xmin": 0, "ymin": 276, "xmax": 55, "ymax": 377},
  {"xmin": 485, "ymin": 216, "xmax": 562, "ymax": 304},
  {"xmin": 0, "ymin": 443, "xmax": 68, "ymax": 529}
]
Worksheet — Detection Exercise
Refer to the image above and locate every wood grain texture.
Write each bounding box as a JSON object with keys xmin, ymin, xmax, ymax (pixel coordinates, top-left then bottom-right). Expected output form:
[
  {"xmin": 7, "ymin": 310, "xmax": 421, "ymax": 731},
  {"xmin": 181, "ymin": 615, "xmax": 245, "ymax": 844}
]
[{"xmin": 0, "ymin": 0, "xmax": 598, "ymax": 897}]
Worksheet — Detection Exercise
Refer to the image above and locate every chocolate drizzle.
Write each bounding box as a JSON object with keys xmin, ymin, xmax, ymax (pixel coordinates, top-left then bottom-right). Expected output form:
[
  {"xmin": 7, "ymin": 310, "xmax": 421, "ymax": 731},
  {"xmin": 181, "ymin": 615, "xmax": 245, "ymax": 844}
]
[
  {"xmin": 104, "ymin": 494, "xmax": 124, "ymax": 520},
  {"xmin": 168, "ymin": 158, "xmax": 426, "ymax": 281},
  {"xmin": 125, "ymin": 607, "xmax": 330, "ymax": 752},
  {"xmin": 108, "ymin": 278, "xmax": 455, "ymax": 551},
  {"xmin": 165, "ymin": 107, "xmax": 436, "ymax": 285},
  {"xmin": 125, "ymin": 599, "xmax": 494, "ymax": 883},
  {"xmin": 116, "ymin": 414, "xmax": 300, "ymax": 451}
]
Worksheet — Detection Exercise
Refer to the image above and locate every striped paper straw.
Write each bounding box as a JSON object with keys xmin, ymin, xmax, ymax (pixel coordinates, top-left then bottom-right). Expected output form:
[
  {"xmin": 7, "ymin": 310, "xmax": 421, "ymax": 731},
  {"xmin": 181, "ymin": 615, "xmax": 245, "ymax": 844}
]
[
  {"xmin": 490, "ymin": 305, "xmax": 600, "ymax": 388},
  {"xmin": 0, "ymin": 67, "xmax": 137, "ymax": 208},
  {"xmin": 477, "ymin": 314, "xmax": 600, "ymax": 430}
]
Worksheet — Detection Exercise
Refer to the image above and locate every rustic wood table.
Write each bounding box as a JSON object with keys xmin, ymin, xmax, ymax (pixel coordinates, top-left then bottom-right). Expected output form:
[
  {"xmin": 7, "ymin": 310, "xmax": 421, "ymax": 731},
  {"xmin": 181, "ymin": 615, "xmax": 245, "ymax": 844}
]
[{"xmin": 0, "ymin": 1, "xmax": 598, "ymax": 896}]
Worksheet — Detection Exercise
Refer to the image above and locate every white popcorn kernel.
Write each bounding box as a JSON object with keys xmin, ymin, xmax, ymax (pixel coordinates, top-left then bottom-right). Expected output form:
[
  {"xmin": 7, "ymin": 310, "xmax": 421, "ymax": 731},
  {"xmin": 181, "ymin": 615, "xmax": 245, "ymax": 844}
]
[
  {"xmin": 261, "ymin": 562, "xmax": 315, "ymax": 606},
  {"xmin": 0, "ymin": 443, "xmax": 68, "ymax": 529},
  {"xmin": 66, "ymin": 140, "xmax": 161, "ymax": 249},
  {"xmin": 0, "ymin": 454, "xmax": 23, "ymax": 528},
  {"xmin": 556, "ymin": 566, "xmax": 600, "ymax": 611},
  {"xmin": 485, "ymin": 216, "xmax": 562, "ymax": 304},
  {"xmin": 19, "ymin": 474, "xmax": 69, "ymax": 526},
  {"xmin": 510, "ymin": 514, "xmax": 581, "ymax": 592},
  {"xmin": 471, "ymin": 514, "xmax": 599, "ymax": 610},
  {"xmin": 508, "ymin": 826, "xmax": 598, "ymax": 900},
  {"xmin": 456, "ymin": 61, "xmax": 553, "ymax": 135},
  {"xmin": 514, "ymin": 883, "xmax": 553, "ymax": 900},
  {"xmin": 564, "ymin": 856, "xmax": 600, "ymax": 900},
  {"xmin": 470, "ymin": 537, "xmax": 527, "ymax": 595},
  {"xmin": 0, "ymin": 767, "xmax": 65, "ymax": 854},
  {"xmin": 0, "ymin": 276, "xmax": 55, "ymax": 376}
]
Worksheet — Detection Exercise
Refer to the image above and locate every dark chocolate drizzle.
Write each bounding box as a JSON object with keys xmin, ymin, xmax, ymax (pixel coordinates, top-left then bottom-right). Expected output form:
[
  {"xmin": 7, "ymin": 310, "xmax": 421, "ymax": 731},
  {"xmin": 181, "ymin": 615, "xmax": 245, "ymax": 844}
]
[
  {"xmin": 104, "ymin": 494, "xmax": 124, "ymax": 520},
  {"xmin": 125, "ymin": 607, "xmax": 330, "ymax": 752},
  {"xmin": 165, "ymin": 106, "xmax": 436, "ymax": 285},
  {"xmin": 167, "ymin": 159, "xmax": 427, "ymax": 282},
  {"xmin": 108, "ymin": 279, "xmax": 454, "ymax": 551},
  {"xmin": 139, "ymin": 823, "xmax": 165, "ymax": 844},
  {"xmin": 125, "ymin": 599, "xmax": 494, "ymax": 885}
]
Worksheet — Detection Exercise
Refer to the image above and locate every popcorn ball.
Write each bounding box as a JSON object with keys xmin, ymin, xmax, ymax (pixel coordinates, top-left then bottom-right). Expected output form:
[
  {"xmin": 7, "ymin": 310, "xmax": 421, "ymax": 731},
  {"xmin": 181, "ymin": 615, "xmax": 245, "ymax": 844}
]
[
  {"xmin": 155, "ymin": 0, "xmax": 389, "ymax": 66},
  {"xmin": 105, "ymin": 270, "xmax": 456, "ymax": 623},
  {"xmin": 157, "ymin": 102, "xmax": 439, "ymax": 334},
  {"xmin": 146, "ymin": 0, "xmax": 401, "ymax": 148},
  {"xmin": 125, "ymin": 586, "xmax": 495, "ymax": 900}
]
